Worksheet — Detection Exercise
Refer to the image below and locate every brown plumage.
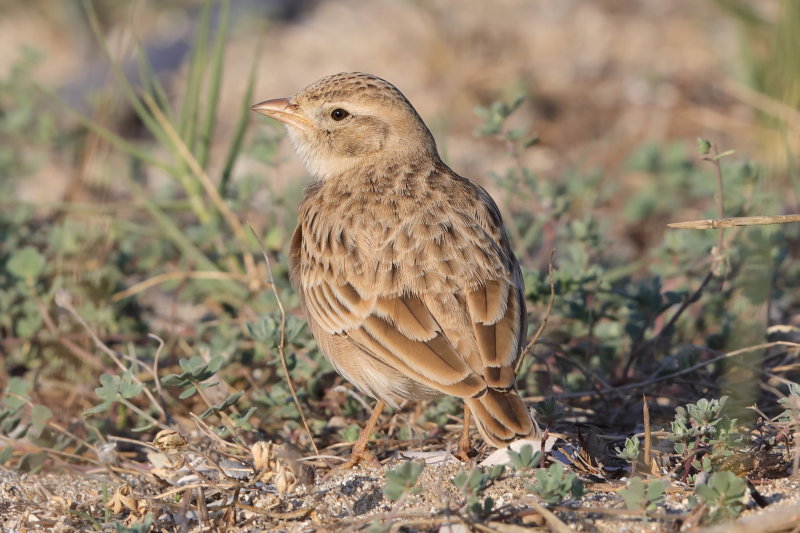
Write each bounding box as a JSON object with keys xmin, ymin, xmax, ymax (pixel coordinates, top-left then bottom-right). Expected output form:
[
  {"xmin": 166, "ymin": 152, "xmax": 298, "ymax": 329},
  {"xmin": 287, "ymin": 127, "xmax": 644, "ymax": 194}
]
[{"xmin": 252, "ymin": 72, "xmax": 537, "ymax": 457}]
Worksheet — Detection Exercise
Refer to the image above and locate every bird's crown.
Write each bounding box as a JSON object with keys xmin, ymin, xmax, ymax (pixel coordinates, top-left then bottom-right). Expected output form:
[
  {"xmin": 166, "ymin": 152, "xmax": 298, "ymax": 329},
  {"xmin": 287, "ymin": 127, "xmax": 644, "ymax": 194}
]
[{"xmin": 297, "ymin": 72, "xmax": 413, "ymax": 108}]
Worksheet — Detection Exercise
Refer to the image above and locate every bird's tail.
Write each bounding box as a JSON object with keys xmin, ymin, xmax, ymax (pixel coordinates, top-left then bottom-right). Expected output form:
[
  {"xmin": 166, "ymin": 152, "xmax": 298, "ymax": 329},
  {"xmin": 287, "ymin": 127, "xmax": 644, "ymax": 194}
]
[{"xmin": 465, "ymin": 388, "xmax": 539, "ymax": 447}]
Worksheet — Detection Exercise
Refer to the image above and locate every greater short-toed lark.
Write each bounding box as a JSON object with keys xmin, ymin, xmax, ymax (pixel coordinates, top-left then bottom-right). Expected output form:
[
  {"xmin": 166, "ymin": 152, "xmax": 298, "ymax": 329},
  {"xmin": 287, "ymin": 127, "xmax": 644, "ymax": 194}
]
[{"xmin": 252, "ymin": 72, "xmax": 537, "ymax": 466}]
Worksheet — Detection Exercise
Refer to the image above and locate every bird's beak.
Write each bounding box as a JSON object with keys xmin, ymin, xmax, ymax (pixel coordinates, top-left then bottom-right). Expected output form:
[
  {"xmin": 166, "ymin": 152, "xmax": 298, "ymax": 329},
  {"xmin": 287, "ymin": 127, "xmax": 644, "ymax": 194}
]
[{"xmin": 250, "ymin": 98, "xmax": 311, "ymax": 129}]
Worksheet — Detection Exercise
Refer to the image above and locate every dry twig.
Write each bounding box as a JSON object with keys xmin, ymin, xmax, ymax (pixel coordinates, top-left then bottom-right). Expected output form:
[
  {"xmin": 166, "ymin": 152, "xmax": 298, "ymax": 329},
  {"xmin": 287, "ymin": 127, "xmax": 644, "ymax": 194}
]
[
  {"xmin": 248, "ymin": 224, "xmax": 320, "ymax": 458},
  {"xmin": 516, "ymin": 249, "xmax": 557, "ymax": 374},
  {"xmin": 668, "ymin": 214, "xmax": 800, "ymax": 229}
]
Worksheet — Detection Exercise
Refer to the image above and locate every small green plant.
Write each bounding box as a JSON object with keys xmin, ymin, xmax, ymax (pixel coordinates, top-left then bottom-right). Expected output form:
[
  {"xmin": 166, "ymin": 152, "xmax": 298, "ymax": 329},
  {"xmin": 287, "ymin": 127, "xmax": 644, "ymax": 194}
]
[
  {"xmin": 693, "ymin": 471, "xmax": 747, "ymax": 523},
  {"xmin": 618, "ymin": 477, "xmax": 667, "ymax": 515},
  {"xmin": 452, "ymin": 466, "xmax": 505, "ymax": 518},
  {"xmin": 383, "ymin": 462, "xmax": 424, "ymax": 501},
  {"xmin": 473, "ymin": 95, "xmax": 537, "ymax": 146},
  {"xmin": 777, "ymin": 382, "xmax": 800, "ymax": 421},
  {"xmin": 160, "ymin": 356, "xmax": 225, "ymax": 400},
  {"xmin": 667, "ymin": 396, "xmax": 744, "ymax": 480},
  {"xmin": 110, "ymin": 514, "xmax": 155, "ymax": 533},
  {"xmin": 534, "ymin": 397, "xmax": 565, "ymax": 430},
  {"xmin": 507, "ymin": 443, "xmax": 542, "ymax": 470},
  {"xmin": 527, "ymin": 462, "xmax": 584, "ymax": 505},
  {"xmin": 341, "ymin": 424, "xmax": 361, "ymax": 443},
  {"xmin": 0, "ymin": 377, "xmax": 53, "ymax": 472},
  {"xmin": 614, "ymin": 437, "xmax": 641, "ymax": 476}
]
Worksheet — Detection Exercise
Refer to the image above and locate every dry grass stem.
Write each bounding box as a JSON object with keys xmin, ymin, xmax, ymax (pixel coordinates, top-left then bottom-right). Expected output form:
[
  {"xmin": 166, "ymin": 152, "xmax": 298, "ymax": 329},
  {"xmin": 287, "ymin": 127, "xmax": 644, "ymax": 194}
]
[
  {"xmin": 522, "ymin": 498, "xmax": 575, "ymax": 533},
  {"xmin": 516, "ymin": 249, "xmax": 557, "ymax": 374},
  {"xmin": 33, "ymin": 292, "xmax": 103, "ymax": 370},
  {"xmin": 643, "ymin": 395, "xmax": 652, "ymax": 469},
  {"xmin": 668, "ymin": 214, "xmax": 800, "ymax": 229},
  {"xmin": 112, "ymin": 270, "xmax": 251, "ymax": 302},
  {"xmin": 249, "ymin": 224, "xmax": 320, "ymax": 458},
  {"xmin": 141, "ymin": 92, "xmax": 261, "ymax": 291},
  {"xmin": 723, "ymin": 79, "xmax": 800, "ymax": 132},
  {"xmin": 54, "ymin": 289, "xmax": 168, "ymax": 422}
]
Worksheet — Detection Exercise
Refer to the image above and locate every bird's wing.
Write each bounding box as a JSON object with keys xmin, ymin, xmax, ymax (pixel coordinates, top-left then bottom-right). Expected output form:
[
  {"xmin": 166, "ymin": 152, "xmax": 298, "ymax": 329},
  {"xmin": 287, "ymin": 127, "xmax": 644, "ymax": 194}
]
[
  {"xmin": 289, "ymin": 178, "xmax": 524, "ymax": 398},
  {"xmin": 290, "ymin": 222, "xmax": 487, "ymax": 397},
  {"xmin": 456, "ymin": 178, "xmax": 527, "ymax": 389}
]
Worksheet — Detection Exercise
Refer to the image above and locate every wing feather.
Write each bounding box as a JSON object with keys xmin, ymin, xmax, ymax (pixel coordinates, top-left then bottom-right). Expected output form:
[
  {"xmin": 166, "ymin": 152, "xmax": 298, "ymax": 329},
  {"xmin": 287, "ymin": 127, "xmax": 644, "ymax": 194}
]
[{"xmin": 290, "ymin": 171, "xmax": 527, "ymax": 405}]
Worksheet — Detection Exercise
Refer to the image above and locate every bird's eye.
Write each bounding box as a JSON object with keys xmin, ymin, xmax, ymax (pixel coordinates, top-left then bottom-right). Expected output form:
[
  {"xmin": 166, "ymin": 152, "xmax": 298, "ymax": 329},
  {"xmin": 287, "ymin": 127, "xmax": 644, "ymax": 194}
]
[{"xmin": 330, "ymin": 108, "xmax": 350, "ymax": 121}]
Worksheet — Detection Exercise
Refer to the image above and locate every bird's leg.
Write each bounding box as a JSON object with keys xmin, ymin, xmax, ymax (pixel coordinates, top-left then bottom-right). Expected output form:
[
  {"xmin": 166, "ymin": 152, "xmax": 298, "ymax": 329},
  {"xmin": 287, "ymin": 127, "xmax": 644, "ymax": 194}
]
[
  {"xmin": 339, "ymin": 399, "xmax": 385, "ymax": 469},
  {"xmin": 456, "ymin": 403, "xmax": 473, "ymax": 461}
]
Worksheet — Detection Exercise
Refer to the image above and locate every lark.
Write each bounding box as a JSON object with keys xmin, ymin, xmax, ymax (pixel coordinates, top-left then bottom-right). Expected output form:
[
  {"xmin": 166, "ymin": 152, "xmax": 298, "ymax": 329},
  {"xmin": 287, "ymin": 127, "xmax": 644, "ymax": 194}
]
[{"xmin": 252, "ymin": 72, "xmax": 537, "ymax": 466}]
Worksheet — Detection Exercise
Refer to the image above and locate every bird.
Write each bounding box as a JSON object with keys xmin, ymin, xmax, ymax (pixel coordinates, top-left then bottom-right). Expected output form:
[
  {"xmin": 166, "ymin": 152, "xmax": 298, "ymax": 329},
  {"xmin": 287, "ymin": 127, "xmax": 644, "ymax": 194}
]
[{"xmin": 251, "ymin": 72, "xmax": 537, "ymax": 467}]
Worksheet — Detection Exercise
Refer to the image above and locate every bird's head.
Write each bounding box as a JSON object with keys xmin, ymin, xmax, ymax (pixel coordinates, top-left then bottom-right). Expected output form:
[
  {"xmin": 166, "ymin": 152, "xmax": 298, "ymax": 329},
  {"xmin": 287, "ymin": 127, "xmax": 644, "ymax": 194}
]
[{"xmin": 251, "ymin": 72, "xmax": 438, "ymax": 181}]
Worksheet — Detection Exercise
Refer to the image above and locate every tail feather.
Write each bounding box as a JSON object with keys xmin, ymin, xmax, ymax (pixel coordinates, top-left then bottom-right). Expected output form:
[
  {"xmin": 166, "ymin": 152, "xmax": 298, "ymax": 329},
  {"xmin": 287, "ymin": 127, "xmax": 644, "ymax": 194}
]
[{"xmin": 466, "ymin": 389, "xmax": 538, "ymax": 447}]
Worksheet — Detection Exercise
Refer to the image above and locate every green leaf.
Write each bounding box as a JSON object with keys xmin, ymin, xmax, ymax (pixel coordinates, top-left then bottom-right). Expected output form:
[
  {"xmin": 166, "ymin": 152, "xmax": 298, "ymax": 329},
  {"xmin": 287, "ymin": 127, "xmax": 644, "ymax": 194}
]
[
  {"xmin": 383, "ymin": 462, "xmax": 424, "ymax": 501},
  {"xmin": 132, "ymin": 421, "xmax": 158, "ymax": 432},
  {"xmin": 341, "ymin": 424, "xmax": 361, "ymax": 443},
  {"xmin": 30, "ymin": 405, "xmax": 52, "ymax": 437},
  {"xmin": 179, "ymin": 385, "xmax": 198, "ymax": 400},
  {"xmin": 18, "ymin": 451, "xmax": 47, "ymax": 473},
  {"xmin": 232, "ymin": 407, "xmax": 257, "ymax": 428},
  {"xmin": 3, "ymin": 377, "xmax": 31, "ymax": 410},
  {"xmin": 486, "ymin": 465, "xmax": 505, "ymax": 480},
  {"xmin": 523, "ymin": 135, "xmax": 541, "ymax": 148},
  {"xmin": 6, "ymin": 246, "xmax": 46, "ymax": 281},
  {"xmin": 695, "ymin": 471, "xmax": 746, "ymax": 522},
  {"xmin": 83, "ymin": 400, "xmax": 114, "ymax": 416},
  {"xmin": 199, "ymin": 390, "xmax": 244, "ymax": 418},
  {"xmin": 619, "ymin": 477, "xmax": 646, "ymax": 510},
  {"xmin": 216, "ymin": 391, "xmax": 244, "ymax": 410},
  {"xmin": 508, "ymin": 443, "xmax": 541, "ymax": 469},
  {"xmin": 94, "ymin": 374, "xmax": 121, "ymax": 402},
  {"xmin": 528, "ymin": 462, "xmax": 582, "ymax": 505},
  {"xmin": 15, "ymin": 312, "xmax": 42, "ymax": 338},
  {"xmin": 697, "ymin": 137, "xmax": 712, "ymax": 155},
  {"xmin": 206, "ymin": 355, "xmax": 225, "ymax": 374},
  {"xmin": 161, "ymin": 374, "xmax": 186, "ymax": 387},
  {"xmin": 0, "ymin": 446, "xmax": 12, "ymax": 465},
  {"xmin": 118, "ymin": 370, "xmax": 144, "ymax": 399},
  {"xmin": 646, "ymin": 479, "xmax": 667, "ymax": 507},
  {"xmin": 179, "ymin": 356, "xmax": 204, "ymax": 374}
]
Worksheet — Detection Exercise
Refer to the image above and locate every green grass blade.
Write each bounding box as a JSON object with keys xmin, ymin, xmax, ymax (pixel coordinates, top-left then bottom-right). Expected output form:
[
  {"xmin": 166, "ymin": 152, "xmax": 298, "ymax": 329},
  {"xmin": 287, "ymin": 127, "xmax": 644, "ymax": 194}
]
[
  {"xmin": 135, "ymin": 43, "xmax": 172, "ymax": 119},
  {"xmin": 712, "ymin": 0, "xmax": 768, "ymax": 27},
  {"xmin": 82, "ymin": 0, "xmax": 172, "ymax": 152},
  {"xmin": 83, "ymin": 1, "xmax": 210, "ymax": 223},
  {"xmin": 197, "ymin": 0, "xmax": 230, "ymax": 170},
  {"xmin": 38, "ymin": 86, "xmax": 170, "ymax": 172},
  {"xmin": 219, "ymin": 35, "xmax": 262, "ymax": 196},
  {"xmin": 124, "ymin": 176, "xmax": 245, "ymax": 298},
  {"xmin": 81, "ymin": 1, "xmax": 215, "ymax": 224},
  {"xmin": 178, "ymin": 0, "xmax": 212, "ymax": 150}
]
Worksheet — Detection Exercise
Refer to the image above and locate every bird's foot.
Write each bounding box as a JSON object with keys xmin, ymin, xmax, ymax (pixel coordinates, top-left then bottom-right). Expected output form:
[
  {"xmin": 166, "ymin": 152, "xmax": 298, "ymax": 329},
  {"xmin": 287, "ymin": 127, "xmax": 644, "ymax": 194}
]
[
  {"xmin": 455, "ymin": 448, "xmax": 472, "ymax": 462},
  {"xmin": 323, "ymin": 445, "xmax": 381, "ymax": 480},
  {"xmin": 455, "ymin": 436, "xmax": 474, "ymax": 462},
  {"xmin": 339, "ymin": 447, "xmax": 381, "ymax": 469},
  {"xmin": 456, "ymin": 404, "xmax": 474, "ymax": 461}
]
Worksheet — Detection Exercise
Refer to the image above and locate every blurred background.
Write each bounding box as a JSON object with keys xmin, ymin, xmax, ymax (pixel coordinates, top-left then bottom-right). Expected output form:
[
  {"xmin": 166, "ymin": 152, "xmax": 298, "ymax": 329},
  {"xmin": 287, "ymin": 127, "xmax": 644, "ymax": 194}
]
[
  {"xmin": 3, "ymin": 1, "xmax": 799, "ymax": 244},
  {"xmin": 1, "ymin": 0, "xmax": 799, "ymax": 461}
]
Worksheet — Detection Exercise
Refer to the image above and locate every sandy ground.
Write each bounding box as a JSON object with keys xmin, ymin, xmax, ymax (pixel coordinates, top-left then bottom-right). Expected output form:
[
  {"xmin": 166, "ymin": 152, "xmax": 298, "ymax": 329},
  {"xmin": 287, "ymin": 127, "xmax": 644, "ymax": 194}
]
[{"xmin": 2, "ymin": 457, "xmax": 800, "ymax": 532}]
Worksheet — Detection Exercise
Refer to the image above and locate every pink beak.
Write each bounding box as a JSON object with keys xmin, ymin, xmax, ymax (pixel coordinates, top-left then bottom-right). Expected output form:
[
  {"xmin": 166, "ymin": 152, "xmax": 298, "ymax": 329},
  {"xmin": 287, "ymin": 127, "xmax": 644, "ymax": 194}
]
[{"xmin": 250, "ymin": 98, "xmax": 311, "ymax": 129}]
